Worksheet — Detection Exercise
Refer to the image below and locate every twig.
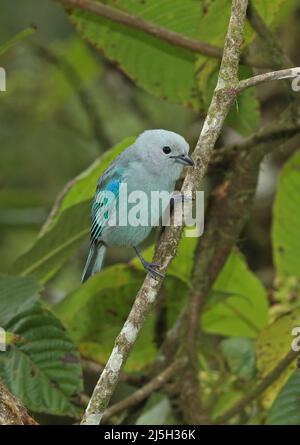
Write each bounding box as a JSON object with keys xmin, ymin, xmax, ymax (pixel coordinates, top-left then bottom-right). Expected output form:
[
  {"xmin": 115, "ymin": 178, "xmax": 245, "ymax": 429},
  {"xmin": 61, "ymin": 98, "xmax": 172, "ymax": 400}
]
[
  {"xmin": 238, "ymin": 67, "xmax": 300, "ymax": 92},
  {"xmin": 56, "ymin": 0, "xmax": 267, "ymax": 69},
  {"xmin": 275, "ymin": 132, "xmax": 300, "ymax": 160},
  {"xmin": 82, "ymin": 359, "xmax": 146, "ymax": 386},
  {"xmin": 0, "ymin": 382, "xmax": 38, "ymax": 425},
  {"xmin": 56, "ymin": 0, "xmax": 221, "ymax": 59},
  {"xmin": 216, "ymin": 350, "xmax": 300, "ymax": 424},
  {"xmin": 101, "ymin": 358, "xmax": 185, "ymax": 423},
  {"xmin": 80, "ymin": 0, "xmax": 249, "ymax": 426},
  {"xmin": 211, "ymin": 116, "xmax": 300, "ymax": 164},
  {"xmin": 0, "ymin": 25, "xmax": 37, "ymax": 57}
]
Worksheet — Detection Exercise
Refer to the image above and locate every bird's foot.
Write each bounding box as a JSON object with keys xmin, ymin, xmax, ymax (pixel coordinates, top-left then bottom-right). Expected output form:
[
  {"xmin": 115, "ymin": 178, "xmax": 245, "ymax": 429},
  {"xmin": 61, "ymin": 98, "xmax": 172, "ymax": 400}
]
[
  {"xmin": 134, "ymin": 246, "xmax": 164, "ymax": 280},
  {"xmin": 171, "ymin": 192, "xmax": 193, "ymax": 203},
  {"xmin": 142, "ymin": 260, "xmax": 164, "ymax": 280}
]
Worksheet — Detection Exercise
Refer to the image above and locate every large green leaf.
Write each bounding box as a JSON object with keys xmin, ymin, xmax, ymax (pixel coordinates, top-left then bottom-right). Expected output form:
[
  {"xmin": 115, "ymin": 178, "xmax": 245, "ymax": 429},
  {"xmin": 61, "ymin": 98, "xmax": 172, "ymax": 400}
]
[
  {"xmin": 272, "ymin": 150, "xmax": 300, "ymax": 280},
  {"xmin": 201, "ymin": 251, "xmax": 269, "ymax": 338},
  {"xmin": 46, "ymin": 136, "xmax": 135, "ymax": 230},
  {"xmin": 66, "ymin": 0, "xmax": 286, "ymax": 133},
  {"xmin": 196, "ymin": 0, "xmax": 287, "ymax": 52},
  {"xmin": 256, "ymin": 308, "xmax": 300, "ymax": 408},
  {"xmin": 11, "ymin": 138, "xmax": 133, "ymax": 283},
  {"xmin": 266, "ymin": 370, "xmax": 300, "ymax": 425},
  {"xmin": 69, "ymin": 0, "xmax": 202, "ymax": 109},
  {"xmin": 0, "ymin": 276, "xmax": 83, "ymax": 416}
]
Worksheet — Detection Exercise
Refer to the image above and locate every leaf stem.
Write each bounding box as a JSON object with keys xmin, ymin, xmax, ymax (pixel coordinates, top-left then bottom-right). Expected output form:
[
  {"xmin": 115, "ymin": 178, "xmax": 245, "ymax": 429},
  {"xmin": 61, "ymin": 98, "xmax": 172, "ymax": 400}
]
[
  {"xmin": 0, "ymin": 25, "xmax": 37, "ymax": 57},
  {"xmin": 56, "ymin": 0, "xmax": 267, "ymax": 68},
  {"xmin": 238, "ymin": 67, "xmax": 300, "ymax": 92}
]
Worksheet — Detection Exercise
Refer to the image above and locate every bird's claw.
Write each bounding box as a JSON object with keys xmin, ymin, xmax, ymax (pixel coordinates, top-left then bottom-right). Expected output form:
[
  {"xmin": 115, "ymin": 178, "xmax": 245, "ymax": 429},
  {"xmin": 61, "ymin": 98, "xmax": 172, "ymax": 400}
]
[
  {"xmin": 143, "ymin": 261, "xmax": 164, "ymax": 280},
  {"xmin": 172, "ymin": 193, "xmax": 193, "ymax": 203}
]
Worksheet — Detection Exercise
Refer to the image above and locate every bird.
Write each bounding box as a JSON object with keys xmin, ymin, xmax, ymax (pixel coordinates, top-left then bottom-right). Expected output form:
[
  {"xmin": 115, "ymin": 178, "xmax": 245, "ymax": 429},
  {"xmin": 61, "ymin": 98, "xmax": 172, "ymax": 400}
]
[{"xmin": 81, "ymin": 129, "xmax": 194, "ymax": 283}]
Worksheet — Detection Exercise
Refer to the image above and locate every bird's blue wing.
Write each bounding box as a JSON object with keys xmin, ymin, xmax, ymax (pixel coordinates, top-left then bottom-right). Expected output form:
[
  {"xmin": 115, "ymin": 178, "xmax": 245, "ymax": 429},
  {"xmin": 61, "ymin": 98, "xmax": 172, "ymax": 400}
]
[{"xmin": 90, "ymin": 171, "xmax": 123, "ymax": 244}]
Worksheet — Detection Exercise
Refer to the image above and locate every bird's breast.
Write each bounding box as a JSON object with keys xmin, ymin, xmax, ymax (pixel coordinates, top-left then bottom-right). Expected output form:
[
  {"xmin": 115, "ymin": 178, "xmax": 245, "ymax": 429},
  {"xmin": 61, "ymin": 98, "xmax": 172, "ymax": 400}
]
[{"xmin": 100, "ymin": 171, "xmax": 175, "ymax": 247}]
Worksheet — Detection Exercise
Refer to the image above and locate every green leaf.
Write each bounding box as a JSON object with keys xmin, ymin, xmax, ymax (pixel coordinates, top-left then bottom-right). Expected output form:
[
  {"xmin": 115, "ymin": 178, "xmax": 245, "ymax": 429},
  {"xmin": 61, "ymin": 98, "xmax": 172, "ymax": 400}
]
[
  {"xmin": 69, "ymin": 0, "xmax": 202, "ymax": 109},
  {"xmin": 54, "ymin": 265, "xmax": 157, "ymax": 370},
  {"xmin": 0, "ymin": 26, "xmax": 36, "ymax": 57},
  {"xmin": 0, "ymin": 276, "xmax": 83, "ymax": 416},
  {"xmin": 272, "ymin": 150, "xmax": 300, "ymax": 280},
  {"xmin": 266, "ymin": 370, "xmax": 300, "ymax": 425},
  {"xmin": 11, "ymin": 138, "xmax": 134, "ymax": 283},
  {"xmin": 252, "ymin": 0, "xmax": 291, "ymax": 26},
  {"xmin": 220, "ymin": 337, "xmax": 256, "ymax": 380},
  {"xmin": 54, "ymin": 256, "xmax": 190, "ymax": 371},
  {"xmin": 67, "ymin": 0, "xmax": 282, "ymax": 130},
  {"xmin": 256, "ymin": 308, "xmax": 300, "ymax": 408},
  {"xmin": 168, "ymin": 236, "xmax": 197, "ymax": 285},
  {"xmin": 211, "ymin": 391, "xmax": 243, "ymax": 422},
  {"xmin": 46, "ymin": 136, "xmax": 135, "ymax": 230},
  {"xmin": 135, "ymin": 395, "xmax": 173, "ymax": 425},
  {"xmin": 201, "ymin": 251, "xmax": 269, "ymax": 338}
]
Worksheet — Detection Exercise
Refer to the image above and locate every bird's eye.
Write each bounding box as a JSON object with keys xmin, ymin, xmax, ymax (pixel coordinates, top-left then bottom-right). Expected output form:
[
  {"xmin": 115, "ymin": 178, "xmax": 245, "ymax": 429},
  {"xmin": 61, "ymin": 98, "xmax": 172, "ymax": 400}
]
[{"xmin": 163, "ymin": 146, "xmax": 171, "ymax": 154}]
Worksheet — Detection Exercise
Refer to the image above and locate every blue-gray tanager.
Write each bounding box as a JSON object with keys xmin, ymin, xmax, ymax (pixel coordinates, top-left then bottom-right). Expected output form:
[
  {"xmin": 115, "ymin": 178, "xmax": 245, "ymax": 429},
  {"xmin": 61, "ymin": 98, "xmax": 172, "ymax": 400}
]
[{"xmin": 81, "ymin": 129, "xmax": 193, "ymax": 283}]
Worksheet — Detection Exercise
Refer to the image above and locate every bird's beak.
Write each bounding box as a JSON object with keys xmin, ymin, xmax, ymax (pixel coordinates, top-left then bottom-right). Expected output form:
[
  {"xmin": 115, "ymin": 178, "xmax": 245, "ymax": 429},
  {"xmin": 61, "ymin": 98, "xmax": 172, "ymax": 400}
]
[{"xmin": 171, "ymin": 154, "xmax": 194, "ymax": 166}]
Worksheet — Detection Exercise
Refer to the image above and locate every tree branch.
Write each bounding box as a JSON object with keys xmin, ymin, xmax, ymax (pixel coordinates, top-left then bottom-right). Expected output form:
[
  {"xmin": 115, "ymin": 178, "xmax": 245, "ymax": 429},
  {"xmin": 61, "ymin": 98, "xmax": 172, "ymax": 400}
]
[
  {"xmin": 101, "ymin": 358, "xmax": 185, "ymax": 423},
  {"xmin": 238, "ymin": 67, "xmax": 300, "ymax": 92},
  {"xmin": 80, "ymin": 0, "xmax": 249, "ymax": 426},
  {"xmin": 56, "ymin": 0, "xmax": 267, "ymax": 68},
  {"xmin": 216, "ymin": 350, "xmax": 300, "ymax": 424},
  {"xmin": 56, "ymin": 0, "xmax": 221, "ymax": 59}
]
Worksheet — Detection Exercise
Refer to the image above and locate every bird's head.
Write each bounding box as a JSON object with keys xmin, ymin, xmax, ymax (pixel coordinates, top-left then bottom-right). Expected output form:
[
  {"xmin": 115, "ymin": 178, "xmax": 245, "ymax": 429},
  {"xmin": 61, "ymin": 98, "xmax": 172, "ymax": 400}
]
[{"xmin": 134, "ymin": 129, "xmax": 193, "ymax": 181}]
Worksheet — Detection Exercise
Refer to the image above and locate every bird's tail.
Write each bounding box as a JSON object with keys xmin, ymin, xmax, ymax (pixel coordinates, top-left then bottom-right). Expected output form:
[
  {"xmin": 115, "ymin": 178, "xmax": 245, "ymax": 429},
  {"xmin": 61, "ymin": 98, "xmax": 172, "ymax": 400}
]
[{"xmin": 81, "ymin": 243, "xmax": 106, "ymax": 283}]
